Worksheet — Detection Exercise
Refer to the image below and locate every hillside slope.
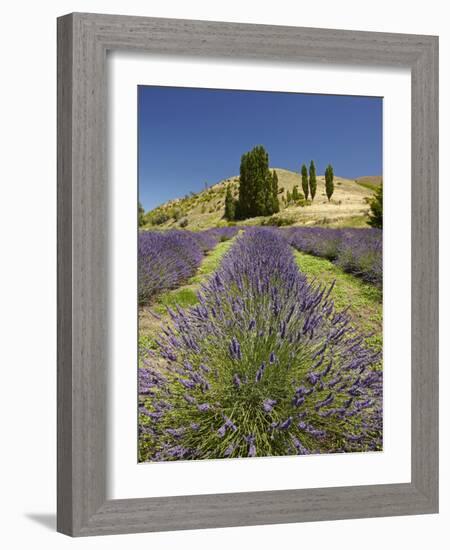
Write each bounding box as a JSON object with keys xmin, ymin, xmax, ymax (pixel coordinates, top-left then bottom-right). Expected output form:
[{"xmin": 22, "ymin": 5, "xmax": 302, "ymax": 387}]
[
  {"xmin": 355, "ymin": 176, "xmax": 383, "ymax": 191},
  {"xmin": 143, "ymin": 168, "xmax": 377, "ymax": 230}
]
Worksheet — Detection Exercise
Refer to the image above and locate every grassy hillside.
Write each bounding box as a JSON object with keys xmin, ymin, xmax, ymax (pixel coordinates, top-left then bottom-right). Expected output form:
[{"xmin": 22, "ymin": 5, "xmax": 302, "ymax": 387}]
[
  {"xmin": 355, "ymin": 176, "xmax": 383, "ymax": 192},
  {"xmin": 142, "ymin": 168, "xmax": 379, "ymax": 230}
]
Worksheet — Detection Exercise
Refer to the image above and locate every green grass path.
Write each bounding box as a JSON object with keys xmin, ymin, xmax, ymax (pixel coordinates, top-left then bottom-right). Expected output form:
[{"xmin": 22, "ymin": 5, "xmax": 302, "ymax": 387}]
[
  {"xmin": 293, "ymin": 250, "xmax": 382, "ymax": 352},
  {"xmin": 153, "ymin": 237, "xmax": 235, "ymax": 313}
]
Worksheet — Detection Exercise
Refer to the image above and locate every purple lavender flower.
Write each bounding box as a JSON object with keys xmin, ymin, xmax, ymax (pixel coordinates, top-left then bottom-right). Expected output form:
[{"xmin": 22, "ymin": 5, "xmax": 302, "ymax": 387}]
[
  {"xmin": 308, "ymin": 372, "xmax": 320, "ymax": 385},
  {"xmin": 315, "ymin": 393, "xmax": 334, "ymax": 410},
  {"xmin": 255, "ymin": 362, "xmax": 266, "ymax": 383},
  {"xmin": 245, "ymin": 435, "xmax": 256, "ymax": 457},
  {"xmin": 224, "ymin": 443, "xmax": 235, "ymax": 457},
  {"xmin": 232, "ymin": 373, "xmax": 242, "ymax": 388},
  {"xmin": 279, "ymin": 417, "xmax": 293, "ymax": 430},
  {"xmin": 229, "ymin": 337, "xmax": 242, "ymax": 360},
  {"xmin": 262, "ymin": 399, "xmax": 277, "ymax": 412},
  {"xmin": 292, "ymin": 437, "xmax": 310, "ymax": 455}
]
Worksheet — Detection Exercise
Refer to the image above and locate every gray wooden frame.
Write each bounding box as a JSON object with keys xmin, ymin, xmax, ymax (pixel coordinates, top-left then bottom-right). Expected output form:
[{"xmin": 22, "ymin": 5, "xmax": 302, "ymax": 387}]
[{"xmin": 57, "ymin": 12, "xmax": 439, "ymax": 537}]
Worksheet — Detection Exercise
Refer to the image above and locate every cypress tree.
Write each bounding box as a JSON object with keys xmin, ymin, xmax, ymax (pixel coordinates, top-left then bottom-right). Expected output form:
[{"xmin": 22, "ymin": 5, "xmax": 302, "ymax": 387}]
[
  {"xmin": 286, "ymin": 190, "xmax": 292, "ymax": 204},
  {"xmin": 224, "ymin": 185, "xmax": 235, "ymax": 220},
  {"xmin": 325, "ymin": 164, "xmax": 334, "ymax": 201},
  {"xmin": 368, "ymin": 183, "xmax": 383, "ymax": 228},
  {"xmin": 237, "ymin": 151, "xmax": 250, "ymax": 219},
  {"xmin": 271, "ymin": 170, "xmax": 280, "ymax": 213},
  {"xmin": 301, "ymin": 164, "xmax": 309, "ymax": 200},
  {"xmin": 309, "ymin": 160, "xmax": 317, "ymax": 201},
  {"xmin": 292, "ymin": 185, "xmax": 299, "ymax": 201},
  {"xmin": 254, "ymin": 146, "xmax": 270, "ymax": 216},
  {"xmin": 236, "ymin": 145, "xmax": 273, "ymax": 219}
]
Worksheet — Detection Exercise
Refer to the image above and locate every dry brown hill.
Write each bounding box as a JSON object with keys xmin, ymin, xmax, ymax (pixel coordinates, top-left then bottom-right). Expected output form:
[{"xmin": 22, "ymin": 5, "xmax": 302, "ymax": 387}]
[{"xmin": 143, "ymin": 168, "xmax": 378, "ymax": 230}]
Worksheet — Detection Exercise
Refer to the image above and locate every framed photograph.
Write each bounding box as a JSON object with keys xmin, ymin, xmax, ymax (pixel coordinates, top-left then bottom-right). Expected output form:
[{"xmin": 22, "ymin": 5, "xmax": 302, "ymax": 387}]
[{"xmin": 57, "ymin": 13, "xmax": 438, "ymax": 536}]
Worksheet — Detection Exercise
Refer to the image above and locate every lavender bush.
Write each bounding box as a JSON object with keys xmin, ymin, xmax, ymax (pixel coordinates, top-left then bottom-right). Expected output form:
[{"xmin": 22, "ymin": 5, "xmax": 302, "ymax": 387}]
[
  {"xmin": 285, "ymin": 227, "xmax": 382, "ymax": 287},
  {"xmin": 139, "ymin": 228, "xmax": 382, "ymax": 461}
]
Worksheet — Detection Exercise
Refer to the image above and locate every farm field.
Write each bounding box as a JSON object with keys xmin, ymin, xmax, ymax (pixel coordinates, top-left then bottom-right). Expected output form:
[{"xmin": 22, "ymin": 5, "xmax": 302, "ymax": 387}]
[
  {"xmin": 137, "ymin": 85, "xmax": 383, "ymax": 463},
  {"xmin": 138, "ymin": 226, "xmax": 383, "ymax": 462}
]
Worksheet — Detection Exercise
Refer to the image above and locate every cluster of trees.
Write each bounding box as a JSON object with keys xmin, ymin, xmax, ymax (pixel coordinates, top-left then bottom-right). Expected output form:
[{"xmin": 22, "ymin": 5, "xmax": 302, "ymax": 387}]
[
  {"xmin": 225, "ymin": 145, "xmax": 279, "ymax": 221},
  {"xmin": 225, "ymin": 150, "xmax": 337, "ymax": 221},
  {"xmin": 299, "ymin": 160, "xmax": 334, "ymax": 202}
]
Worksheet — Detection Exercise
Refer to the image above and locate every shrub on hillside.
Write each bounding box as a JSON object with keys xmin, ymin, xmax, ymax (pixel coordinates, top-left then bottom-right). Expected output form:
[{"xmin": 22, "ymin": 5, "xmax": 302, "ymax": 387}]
[{"xmin": 264, "ymin": 216, "xmax": 296, "ymax": 227}]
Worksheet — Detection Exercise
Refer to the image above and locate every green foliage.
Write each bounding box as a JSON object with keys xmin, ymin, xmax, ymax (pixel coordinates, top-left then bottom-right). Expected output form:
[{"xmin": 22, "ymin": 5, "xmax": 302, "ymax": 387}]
[
  {"xmin": 367, "ymin": 183, "xmax": 383, "ymax": 228},
  {"xmin": 292, "ymin": 185, "xmax": 300, "ymax": 201},
  {"xmin": 309, "ymin": 160, "xmax": 317, "ymax": 201},
  {"xmin": 356, "ymin": 179, "xmax": 380, "ymax": 192},
  {"xmin": 264, "ymin": 215, "xmax": 295, "ymax": 227},
  {"xmin": 301, "ymin": 164, "xmax": 309, "ymax": 200},
  {"xmin": 286, "ymin": 190, "xmax": 292, "ymax": 204},
  {"xmin": 235, "ymin": 145, "xmax": 277, "ymax": 219},
  {"xmin": 278, "ymin": 186, "xmax": 285, "ymax": 194},
  {"xmin": 138, "ymin": 201, "xmax": 145, "ymax": 227},
  {"xmin": 149, "ymin": 211, "xmax": 170, "ymax": 225},
  {"xmin": 296, "ymin": 198, "xmax": 310, "ymax": 207},
  {"xmin": 325, "ymin": 164, "xmax": 334, "ymax": 201},
  {"xmin": 271, "ymin": 170, "xmax": 280, "ymax": 214},
  {"xmin": 179, "ymin": 218, "xmax": 189, "ymax": 228},
  {"xmin": 224, "ymin": 185, "xmax": 235, "ymax": 220}
]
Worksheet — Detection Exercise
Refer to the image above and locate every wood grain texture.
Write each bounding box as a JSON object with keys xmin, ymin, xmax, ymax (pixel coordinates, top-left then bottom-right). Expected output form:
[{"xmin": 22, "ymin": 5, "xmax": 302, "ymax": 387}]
[{"xmin": 57, "ymin": 12, "xmax": 439, "ymax": 537}]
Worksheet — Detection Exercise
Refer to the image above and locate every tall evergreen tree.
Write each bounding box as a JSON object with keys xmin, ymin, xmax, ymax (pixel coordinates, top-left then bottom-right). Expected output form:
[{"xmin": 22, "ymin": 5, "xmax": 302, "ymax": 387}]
[
  {"xmin": 236, "ymin": 145, "xmax": 273, "ymax": 219},
  {"xmin": 325, "ymin": 164, "xmax": 334, "ymax": 201},
  {"xmin": 301, "ymin": 164, "xmax": 309, "ymax": 200},
  {"xmin": 292, "ymin": 185, "xmax": 300, "ymax": 201},
  {"xmin": 368, "ymin": 183, "xmax": 383, "ymax": 228},
  {"xmin": 286, "ymin": 190, "xmax": 292, "ymax": 204},
  {"xmin": 254, "ymin": 146, "xmax": 270, "ymax": 215},
  {"xmin": 309, "ymin": 160, "xmax": 317, "ymax": 201},
  {"xmin": 237, "ymin": 151, "xmax": 250, "ymax": 219},
  {"xmin": 224, "ymin": 185, "xmax": 235, "ymax": 220},
  {"xmin": 271, "ymin": 170, "xmax": 280, "ymax": 213}
]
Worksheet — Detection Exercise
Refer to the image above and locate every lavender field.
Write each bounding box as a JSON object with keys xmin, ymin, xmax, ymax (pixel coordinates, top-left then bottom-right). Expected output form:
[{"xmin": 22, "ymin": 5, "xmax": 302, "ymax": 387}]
[
  {"xmin": 284, "ymin": 227, "xmax": 382, "ymax": 287},
  {"xmin": 138, "ymin": 227, "xmax": 239, "ymax": 304},
  {"xmin": 138, "ymin": 226, "xmax": 383, "ymax": 461}
]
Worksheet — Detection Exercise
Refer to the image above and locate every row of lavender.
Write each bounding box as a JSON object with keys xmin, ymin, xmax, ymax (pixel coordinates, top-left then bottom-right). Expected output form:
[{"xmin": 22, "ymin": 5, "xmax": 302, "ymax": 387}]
[
  {"xmin": 138, "ymin": 227, "xmax": 238, "ymax": 305},
  {"xmin": 139, "ymin": 227, "xmax": 382, "ymax": 461},
  {"xmin": 283, "ymin": 227, "xmax": 382, "ymax": 287}
]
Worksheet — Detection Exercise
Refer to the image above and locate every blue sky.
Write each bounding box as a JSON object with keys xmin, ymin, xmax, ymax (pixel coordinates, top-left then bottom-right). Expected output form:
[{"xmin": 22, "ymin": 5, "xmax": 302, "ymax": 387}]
[{"xmin": 138, "ymin": 86, "xmax": 382, "ymax": 211}]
